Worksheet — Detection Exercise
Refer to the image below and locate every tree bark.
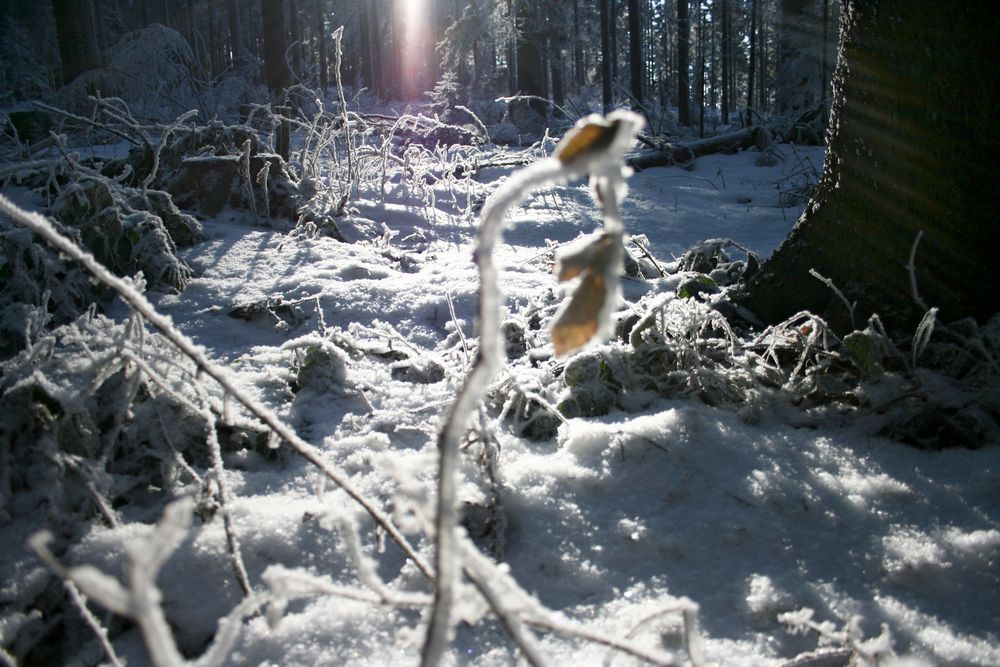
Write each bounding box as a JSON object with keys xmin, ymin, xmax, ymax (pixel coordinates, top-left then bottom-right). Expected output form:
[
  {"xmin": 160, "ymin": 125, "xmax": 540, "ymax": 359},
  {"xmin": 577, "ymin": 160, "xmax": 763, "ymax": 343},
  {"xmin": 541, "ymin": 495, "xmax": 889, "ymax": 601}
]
[
  {"xmin": 515, "ymin": 2, "xmax": 546, "ymax": 117},
  {"xmin": 746, "ymin": 0, "xmax": 757, "ymax": 116},
  {"xmin": 261, "ymin": 0, "xmax": 291, "ymax": 93},
  {"xmin": 573, "ymin": 0, "xmax": 583, "ymax": 88},
  {"xmin": 600, "ymin": 0, "xmax": 612, "ymax": 111},
  {"xmin": 627, "ymin": 0, "xmax": 643, "ymax": 107},
  {"xmin": 627, "ymin": 125, "xmax": 761, "ymax": 170},
  {"xmin": 743, "ymin": 1, "xmax": 1000, "ymax": 333},
  {"xmin": 51, "ymin": 0, "xmax": 101, "ymax": 85},
  {"xmin": 720, "ymin": 0, "xmax": 729, "ymax": 124},
  {"xmin": 226, "ymin": 0, "xmax": 243, "ymax": 67},
  {"xmin": 288, "ymin": 0, "xmax": 302, "ymax": 82},
  {"xmin": 315, "ymin": 0, "xmax": 327, "ymax": 90},
  {"xmin": 775, "ymin": 0, "xmax": 818, "ymax": 114},
  {"xmin": 676, "ymin": 0, "xmax": 690, "ymax": 125}
]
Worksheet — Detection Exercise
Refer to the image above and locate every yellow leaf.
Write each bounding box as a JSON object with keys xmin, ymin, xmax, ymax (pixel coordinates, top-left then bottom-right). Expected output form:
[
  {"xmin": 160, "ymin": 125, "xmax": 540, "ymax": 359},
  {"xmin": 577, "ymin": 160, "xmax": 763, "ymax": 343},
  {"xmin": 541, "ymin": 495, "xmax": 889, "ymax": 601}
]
[
  {"xmin": 553, "ymin": 118, "xmax": 621, "ymax": 166},
  {"xmin": 550, "ymin": 272, "xmax": 607, "ymax": 356},
  {"xmin": 555, "ymin": 233, "xmax": 614, "ymax": 282}
]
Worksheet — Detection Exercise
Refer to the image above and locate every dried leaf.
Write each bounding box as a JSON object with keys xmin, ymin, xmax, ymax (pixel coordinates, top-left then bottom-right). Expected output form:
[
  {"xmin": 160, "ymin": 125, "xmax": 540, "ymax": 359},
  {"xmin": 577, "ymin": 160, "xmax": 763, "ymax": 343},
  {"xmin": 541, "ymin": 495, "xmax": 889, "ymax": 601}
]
[
  {"xmin": 555, "ymin": 233, "xmax": 614, "ymax": 282},
  {"xmin": 554, "ymin": 118, "xmax": 621, "ymax": 166},
  {"xmin": 551, "ymin": 272, "xmax": 608, "ymax": 356}
]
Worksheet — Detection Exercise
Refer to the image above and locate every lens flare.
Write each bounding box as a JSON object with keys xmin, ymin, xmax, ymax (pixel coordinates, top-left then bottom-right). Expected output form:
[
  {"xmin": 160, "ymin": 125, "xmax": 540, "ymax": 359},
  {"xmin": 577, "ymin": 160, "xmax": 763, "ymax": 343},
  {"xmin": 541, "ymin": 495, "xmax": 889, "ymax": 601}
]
[{"xmin": 397, "ymin": 0, "xmax": 430, "ymax": 99}]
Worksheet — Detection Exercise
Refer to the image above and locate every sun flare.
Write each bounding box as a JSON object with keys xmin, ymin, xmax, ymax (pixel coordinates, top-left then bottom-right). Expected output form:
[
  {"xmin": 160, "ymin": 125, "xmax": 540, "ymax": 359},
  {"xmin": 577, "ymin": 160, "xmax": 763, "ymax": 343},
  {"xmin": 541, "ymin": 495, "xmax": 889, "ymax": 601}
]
[{"xmin": 396, "ymin": 0, "xmax": 431, "ymax": 99}]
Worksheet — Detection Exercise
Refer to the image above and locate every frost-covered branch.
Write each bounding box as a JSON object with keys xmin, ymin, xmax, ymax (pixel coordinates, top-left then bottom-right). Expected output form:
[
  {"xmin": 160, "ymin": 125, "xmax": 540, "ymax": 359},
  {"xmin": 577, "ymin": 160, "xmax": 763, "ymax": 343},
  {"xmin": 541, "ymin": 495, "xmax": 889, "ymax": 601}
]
[
  {"xmin": 778, "ymin": 608, "xmax": 894, "ymax": 667},
  {"xmin": 31, "ymin": 500, "xmax": 266, "ymax": 667},
  {"xmin": 202, "ymin": 407, "xmax": 252, "ymax": 596},
  {"xmin": 421, "ymin": 111, "xmax": 644, "ymax": 667},
  {"xmin": 64, "ymin": 580, "xmax": 126, "ymax": 667}
]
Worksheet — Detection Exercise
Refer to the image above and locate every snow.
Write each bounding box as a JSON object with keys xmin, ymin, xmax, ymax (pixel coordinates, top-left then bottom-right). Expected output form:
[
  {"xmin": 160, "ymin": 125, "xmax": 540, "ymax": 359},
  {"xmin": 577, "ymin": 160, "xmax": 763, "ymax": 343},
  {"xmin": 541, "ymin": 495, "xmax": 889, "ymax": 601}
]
[{"xmin": 3, "ymin": 134, "xmax": 999, "ymax": 666}]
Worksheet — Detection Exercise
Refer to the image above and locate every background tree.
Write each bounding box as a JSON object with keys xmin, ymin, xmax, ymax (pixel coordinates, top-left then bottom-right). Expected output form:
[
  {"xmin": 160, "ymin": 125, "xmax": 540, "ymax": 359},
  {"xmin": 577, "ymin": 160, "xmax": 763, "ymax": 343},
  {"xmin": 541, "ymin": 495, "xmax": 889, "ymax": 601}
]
[
  {"xmin": 676, "ymin": 0, "xmax": 690, "ymax": 125},
  {"xmin": 51, "ymin": 0, "xmax": 101, "ymax": 84},
  {"xmin": 600, "ymin": 0, "xmax": 612, "ymax": 111},
  {"xmin": 744, "ymin": 1, "xmax": 1000, "ymax": 332},
  {"xmin": 515, "ymin": 2, "xmax": 547, "ymax": 117},
  {"xmin": 627, "ymin": 0, "xmax": 643, "ymax": 107},
  {"xmin": 260, "ymin": 0, "xmax": 291, "ymax": 93},
  {"xmin": 226, "ymin": 0, "xmax": 244, "ymax": 68},
  {"xmin": 774, "ymin": 0, "xmax": 819, "ymax": 114}
]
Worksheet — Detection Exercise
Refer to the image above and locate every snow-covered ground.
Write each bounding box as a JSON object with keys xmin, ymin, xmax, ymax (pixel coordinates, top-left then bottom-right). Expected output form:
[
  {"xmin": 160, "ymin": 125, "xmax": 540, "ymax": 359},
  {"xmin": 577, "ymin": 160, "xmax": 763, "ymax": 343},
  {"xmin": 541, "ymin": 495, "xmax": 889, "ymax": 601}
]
[{"xmin": 3, "ymin": 136, "xmax": 999, "ymax": 666}]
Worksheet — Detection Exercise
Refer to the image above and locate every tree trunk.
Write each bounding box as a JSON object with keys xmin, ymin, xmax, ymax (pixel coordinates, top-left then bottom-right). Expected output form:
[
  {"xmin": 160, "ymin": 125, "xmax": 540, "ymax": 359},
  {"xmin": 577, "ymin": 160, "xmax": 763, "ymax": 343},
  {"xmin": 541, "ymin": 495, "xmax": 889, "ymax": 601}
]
[
  {"xmin": 676, "ymin": 0, "xmax": 690, "ymax": 125},
  {"xmin": 314, "ymin": 0, "xmax": 327, "ymax": 90},
  {"xmin": 288, "ymin": 0, "xmax": 302, "ymax": 82},
  {"xmin": 551, "ymin": 40, "xmax": 565, "ymax": 112},
  {"xmin": 600, "ymin": 0, "xmax": 612, "ymax": 111},
  {"xmin": 746, "ymin": 0, "xmax": 757, "ymax": 116},
  {"xmin": 227, "ymin": 0, "xmax": 243, "ymax": 67},
  {"xmin": 627, "ymin": 0, "xmax": 643, "ymax": 108},
  {"xmin": 775, "ymin": 0, "xmax": 819, "ymax": 114},
  {"xmin": 573, "ymin": 0, "xmax": 583, "ymax": 88},
  {"xmin": 515, "ymin": 2, "xmax": 546, "ymax": 117},
  {"xmin": 261, "ymin": 0, "xmax": 291, "ymax": 93},
  {"xmin": 720, "ymin": 0, "xmax": 729, "ymax": 124},
  {"xmin": 51, "ymin": 0, "xmax": 101, "ymax": 85},
  {"xmin": 609, "ymin": 0, "xmax": 617, "ymax": 82},
  {"xmin": 744, "ymin": 1, "xmax": 1000, "ymax": 333},
  {"xmin": 628, "ymin": 125, "xmax": 761, "ymax": 170},
  {"xmin": 696, "ymin": 3, "xmax": 704, "ymax": 137}
]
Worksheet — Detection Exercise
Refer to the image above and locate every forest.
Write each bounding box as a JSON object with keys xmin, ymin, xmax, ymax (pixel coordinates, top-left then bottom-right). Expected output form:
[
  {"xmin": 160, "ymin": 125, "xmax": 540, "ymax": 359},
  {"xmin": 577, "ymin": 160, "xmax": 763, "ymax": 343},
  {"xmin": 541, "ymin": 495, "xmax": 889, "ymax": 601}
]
[{"xmin": 1, "ymin": 1, "xmax": 998, "ymax": 665}]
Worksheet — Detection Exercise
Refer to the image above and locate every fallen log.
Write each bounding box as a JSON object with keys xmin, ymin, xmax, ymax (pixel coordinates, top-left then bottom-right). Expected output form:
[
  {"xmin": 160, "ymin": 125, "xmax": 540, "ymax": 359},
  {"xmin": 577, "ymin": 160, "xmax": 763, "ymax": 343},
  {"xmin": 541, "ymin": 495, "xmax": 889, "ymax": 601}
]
[{"xmin": 626, "ymin": 126, "xmax": 767, "ymax": 170}]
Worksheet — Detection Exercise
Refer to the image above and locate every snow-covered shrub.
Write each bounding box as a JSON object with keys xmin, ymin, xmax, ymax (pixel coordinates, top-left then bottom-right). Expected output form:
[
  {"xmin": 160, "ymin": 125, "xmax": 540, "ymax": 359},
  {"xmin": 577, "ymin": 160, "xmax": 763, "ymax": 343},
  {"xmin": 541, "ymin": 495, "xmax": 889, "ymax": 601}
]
[
  {"xmin": 427, "ymin": 72, "xmax": 463, "ymax": 117},
  {"xmin": 58, "ymin": 24, "xmax": 201, "ymax": 121},
  {"xmin": 0, "ymin": 13, "xmax": 58, "ymax": 103},
  {"xmin": 0, "ymin": 213, "xmax": 98, "ymax": 358},
  {"xmin": 0, "ymin": 312, "xmax": 264, "ymax": 523},
  {"xmin": 50, "ymin": 176, "xmax": 196, "ymax": 292}
]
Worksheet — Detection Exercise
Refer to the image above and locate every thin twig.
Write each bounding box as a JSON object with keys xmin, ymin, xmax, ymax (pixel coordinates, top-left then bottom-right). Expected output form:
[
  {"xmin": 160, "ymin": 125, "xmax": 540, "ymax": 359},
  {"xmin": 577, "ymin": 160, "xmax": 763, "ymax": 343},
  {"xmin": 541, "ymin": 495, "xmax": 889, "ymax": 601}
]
[
  {"xmin": 65, "ymin": 581, "xmax": 126, "ymax": 667},
  {"xmin": 808, "ymin": 268, "xmax": 856, "ymax": 330},
  {"xmin": 907, "ymin": 230, "xmax": 928, "ymax": 312},
  {"xmin": 203, "ymin": 410, "xmax": 252, "ymax": 597},
  {"xmin": 421, "ymin": 111, "xmax": 644, "ymax": 666}
]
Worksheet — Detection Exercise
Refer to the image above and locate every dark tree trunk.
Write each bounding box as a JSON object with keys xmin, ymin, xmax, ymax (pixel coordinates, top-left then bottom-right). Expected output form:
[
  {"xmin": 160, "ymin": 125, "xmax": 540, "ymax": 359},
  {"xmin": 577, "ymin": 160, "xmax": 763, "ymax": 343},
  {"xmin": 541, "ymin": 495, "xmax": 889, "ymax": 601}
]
[
  {"xmin": 609, "ymin": 0, "xmax": 617, "ymax": 82},
  {"xmin": 51, "ymin": 0, "xmax": 101, "ymax": 85},
  {"xmin": 659, "ymin": 5, "xmax": 669, "ymax": 111},
  {"xmin": 720, "ymin": 0, "xmax": 729, "ymax": 123},
  {"xmin": 207, "ymin": 0, "xmax": 218, "ymax": 76},
  {"xmin": 600, "ymin": 0, "xmax": 612, "ymax": 111},
  {"xmin": 261, "ymin": 0, "xmax": 291, "ymax": 93},
  {"xmin": 92, "ymin": 0, "xmax": 106, "ymax": 65},
  {"xmin": 696, "ymin": 2, "xmax": 704, "ymax": 136},
  {"xmin": 358, "ymin": 0, "xmax": 374, "ymax": 94},
  {"xmin": 515, "ymin": 3, "xmax": 546, "ymax": 117},
  {"xmin": 676, "ymin": 0, "xmax": 690, "ymax": 125},
  {"xmin": 746, "ymin": 0, "xmax": 757, "ymax": 116},
  {"xmin": 288, "ymin": 0, "xmax": 302, "ymax": 81},
  {"xmin": 573, "ymin": 0, "xmax": 583, "ymax": 88},
  {"xmin": 627, "ymin": 0, "xmax": 643, "ymax": 107},
  {"xmin": 227, "ymin": 0, "xmax": 243, "ymax": 66},
  {"xmin": 315, "ymin": 0, "xmax": 327, "ymax": 90},
  {"xmin": 744, "ymin": 1, "xmax": 1000, "ymax": 333},
  {"xmin": 775, "ymin": 0, "xmax": 819, "ymax": 114},
  {"xmin": 820, "ymin": 0, "xmax": 830, "ymax": 125},
  {"xmin": 551, "ymin": 41, "xmax": 565, "ymax": 112}
]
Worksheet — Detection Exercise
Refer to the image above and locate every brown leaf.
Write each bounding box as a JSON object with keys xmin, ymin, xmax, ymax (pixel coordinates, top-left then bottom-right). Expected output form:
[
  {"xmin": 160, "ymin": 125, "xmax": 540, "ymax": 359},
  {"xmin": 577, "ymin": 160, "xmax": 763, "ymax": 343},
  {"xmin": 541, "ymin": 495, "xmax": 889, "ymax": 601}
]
[
  {"xmin": 550, "ymin": 272, "xmax": 607, "ymax": 356},
  {"xmin": 555, "ymin": 233, "xmax": 614, "ymax": 282},
  {"xmin": 553, "ymin": 118, "xmax": 621, "ymax": 166}
]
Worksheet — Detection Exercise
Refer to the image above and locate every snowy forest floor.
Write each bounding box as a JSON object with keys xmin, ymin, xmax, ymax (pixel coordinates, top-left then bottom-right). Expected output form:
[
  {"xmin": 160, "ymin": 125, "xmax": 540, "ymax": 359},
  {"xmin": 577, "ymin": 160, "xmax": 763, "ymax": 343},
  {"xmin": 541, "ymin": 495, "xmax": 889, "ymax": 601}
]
[{"xmin": 2, "ymin": 133, "xmax": 999, "ymax": 667}]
